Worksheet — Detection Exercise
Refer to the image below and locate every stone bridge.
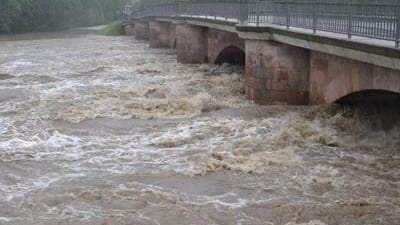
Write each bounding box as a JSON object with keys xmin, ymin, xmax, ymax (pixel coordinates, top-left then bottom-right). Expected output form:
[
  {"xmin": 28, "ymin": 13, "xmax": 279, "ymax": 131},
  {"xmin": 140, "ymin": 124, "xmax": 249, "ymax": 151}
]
[{"xmin": 123, "ymin": 17, "xmax": 400, "ymax": 105}]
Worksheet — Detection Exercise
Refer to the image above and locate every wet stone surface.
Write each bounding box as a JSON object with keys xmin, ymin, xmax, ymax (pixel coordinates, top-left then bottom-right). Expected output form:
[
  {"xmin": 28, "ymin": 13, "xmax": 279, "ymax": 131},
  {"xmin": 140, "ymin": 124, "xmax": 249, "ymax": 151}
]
[{"xmin": 0, "ymin": 28, "xmax": 399, "ymax": 225}]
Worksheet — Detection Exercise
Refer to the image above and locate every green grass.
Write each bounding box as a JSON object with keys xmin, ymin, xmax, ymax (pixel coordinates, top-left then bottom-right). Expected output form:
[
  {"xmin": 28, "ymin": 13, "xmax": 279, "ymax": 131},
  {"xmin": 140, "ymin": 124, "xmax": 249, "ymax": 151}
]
[{"xmin": 97, "ymin": 21, "xmax": 124, "ymax": 36}]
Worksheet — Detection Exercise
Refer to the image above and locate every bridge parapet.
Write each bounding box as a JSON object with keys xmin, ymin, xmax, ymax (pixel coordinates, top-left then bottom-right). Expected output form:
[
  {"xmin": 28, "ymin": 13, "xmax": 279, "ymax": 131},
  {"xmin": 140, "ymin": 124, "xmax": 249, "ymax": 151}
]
[{"xmin": 126, "ymin": 0, "xmax": 400, "ymax": 48}]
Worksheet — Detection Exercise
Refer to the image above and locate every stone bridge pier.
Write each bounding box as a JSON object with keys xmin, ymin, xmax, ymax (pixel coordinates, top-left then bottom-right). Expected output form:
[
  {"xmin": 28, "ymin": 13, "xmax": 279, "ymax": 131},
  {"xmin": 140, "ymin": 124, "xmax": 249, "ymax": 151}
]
[
  {"xmin": 245, "ymin": 40, "xmax": 310, "ymax": 105},
  {"xmin": 133, "ymin": 21, "xmax": 149, "ymax": 40},
  {"xmin": 149, "ymin": 21, "xmax": 176, "ymax": 49},
  {"xmin": 175, "ymin": 24, "xmax": 209, "ymax": 64},
  {"xmin": 124, "ymin": 23, "xmax": 135, "ymax": 36}
]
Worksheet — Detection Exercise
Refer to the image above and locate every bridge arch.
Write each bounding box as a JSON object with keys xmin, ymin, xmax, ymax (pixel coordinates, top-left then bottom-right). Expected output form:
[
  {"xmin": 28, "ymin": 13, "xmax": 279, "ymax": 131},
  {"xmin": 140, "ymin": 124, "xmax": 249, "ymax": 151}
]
[
  {"xmin": 309, "ymin": 51, "xmax": 400, "ymax": 104},
  {"xmin": 319, "ymin": 73, "xmax": 400, "ymax": 104},
  {"xmin": 335, "ymin": 89, "xmax": 400, "ymax": 104},
  {"xmin": 207, "ymin": 28, "xmax": 245, "ymax": 65},
  {"xmin": 214, "ymin": 45, "xmax": 245, "ymax": 66}
]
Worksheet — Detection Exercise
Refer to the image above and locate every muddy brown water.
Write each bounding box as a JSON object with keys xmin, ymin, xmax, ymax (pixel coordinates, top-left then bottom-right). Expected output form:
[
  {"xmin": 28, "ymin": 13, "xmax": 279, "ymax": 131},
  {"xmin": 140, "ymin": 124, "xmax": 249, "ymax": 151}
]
[{"xmin": 0, "ymin": 28, "xmax": 399, "ymax": 225}]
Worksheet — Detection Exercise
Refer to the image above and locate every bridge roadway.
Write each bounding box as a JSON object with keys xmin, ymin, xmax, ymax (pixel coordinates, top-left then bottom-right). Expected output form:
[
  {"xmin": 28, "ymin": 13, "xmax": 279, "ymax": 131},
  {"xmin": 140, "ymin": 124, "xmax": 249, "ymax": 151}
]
[{"xmin": 122, "ymin": 2, "xmax": 400, "ymax": 105}]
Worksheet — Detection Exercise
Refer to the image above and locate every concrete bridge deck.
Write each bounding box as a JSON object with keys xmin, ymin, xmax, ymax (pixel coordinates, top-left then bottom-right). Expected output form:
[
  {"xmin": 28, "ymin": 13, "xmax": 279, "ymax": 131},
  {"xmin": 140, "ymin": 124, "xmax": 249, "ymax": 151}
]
[{"xmin": 122, "ymin": 12, "xmax": 400, "ymax": 105}]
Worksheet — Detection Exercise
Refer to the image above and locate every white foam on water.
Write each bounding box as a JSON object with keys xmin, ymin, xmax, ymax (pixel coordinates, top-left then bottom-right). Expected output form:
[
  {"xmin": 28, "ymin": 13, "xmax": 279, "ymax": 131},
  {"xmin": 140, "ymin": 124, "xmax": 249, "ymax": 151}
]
[
  {"xmin": 184, "ymin": 192, "xmax": 251, "ymax": 209},
  {"xmin": 0, "ymin": 217, "xmax": 11, "ymax": 222},
  {"xmin": 285, "ymin": 220, "xmax": 328, "ymax": 225},
  {"xmin": 2, "ymin": 59, "xmax": 37, "ymax": 73},
  {"xmin": 0, "ymin": 118, "xmax": 10, "ymax": 134},
  {"xmin": 0, "ymin": 137, "xmax": 39, "ymax": 150},
  {"xmin": 46, "ymin": 131, "xmax": 81, "ymax": 148}
]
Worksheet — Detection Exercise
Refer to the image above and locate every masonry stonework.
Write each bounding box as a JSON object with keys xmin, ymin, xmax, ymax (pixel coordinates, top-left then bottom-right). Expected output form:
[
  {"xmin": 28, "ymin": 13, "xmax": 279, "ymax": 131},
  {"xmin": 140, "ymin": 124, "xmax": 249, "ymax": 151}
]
[
  {"xmin": 309, "ymin": 51, "xmax": 400, "ymax": 104},
  {"xmin": 124, "ymin": 24, "xmax": 135, "ymax": 36},
  {"xmin": 245, "ymin": 40, "xmax": 310, "ymax": 105},
  {"xmin": 207, "ymin": 29, "xmax": 245, "ymax": 64},
  {"xmin": 149, "ymin": 21, "xmax": 174, "ymax": 48},
  {"xmin": 169, "ymin": 24, "xmax": 177, "ymax": 49},
  {"xmin": 176, "ymin": 24, "xmax": 208, "ymax": 64},
  {"xmin": 133, "ymin": 22, "xmax": 149, "ymax": 40}
]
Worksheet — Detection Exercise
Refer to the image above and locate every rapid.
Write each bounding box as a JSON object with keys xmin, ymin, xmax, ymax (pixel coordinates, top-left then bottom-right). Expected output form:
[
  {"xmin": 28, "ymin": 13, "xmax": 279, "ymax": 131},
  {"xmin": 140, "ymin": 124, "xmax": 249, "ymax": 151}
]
[{"xmin": 0, "ymin": 28, "xmax": 399, "ymax": 225}]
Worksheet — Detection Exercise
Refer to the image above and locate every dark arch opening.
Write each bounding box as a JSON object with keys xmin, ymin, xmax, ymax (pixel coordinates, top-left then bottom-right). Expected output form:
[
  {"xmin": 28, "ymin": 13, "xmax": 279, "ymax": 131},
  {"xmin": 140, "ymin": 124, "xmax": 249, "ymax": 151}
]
[
  {"xmin": 215, "ymin": 46, "xmax": 245, "ymax": 66},
  {"xmin": 335, "ymin": 90, "xmax": 400, "ymax": 130},
  {"xmin": 335, "ymin": 89, "xmax": 400, "ymax": 105}
]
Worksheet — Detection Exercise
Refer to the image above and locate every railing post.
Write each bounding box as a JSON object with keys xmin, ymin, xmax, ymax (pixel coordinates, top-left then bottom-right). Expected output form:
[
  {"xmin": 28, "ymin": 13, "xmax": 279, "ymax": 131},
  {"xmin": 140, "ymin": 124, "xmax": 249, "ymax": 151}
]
[
  {"xmin": 239, "ymin": 0, "xmax": 249, "ymax": 25},
  {"xmin": 312, "ymin": 3, "xmax": 317, "ymax": 34},
  {"xmin": 396, "ymin": 4, "xmax": 400, "ymax": 47},
  {"xmin": 214, "ymin": 4, "xmax": 217, "ymax": 20},
  {"xmin": 176, "ymin": 1, "xmax": 185, "ymax": 17},
  {"xmin": 256, "ymin": 0, "xmax": 260, "ymax": 26},
  {"xmin": 174, "ymin": 2, "xmax": 179, "ymax": 17},
  {"xmin": 285, "ymin": 2, "xmax": 290, "ymax": 29},
  {"xmin": 180, "ymin": 1, "xmax": 187, "ymax": 16},
  {"xmin": 205, "ymin": 2, "xmax": 208, "ymax": 19},
  {"xmin": 347, "ymin": 3, "xmax": 353, "ymax": 39}
]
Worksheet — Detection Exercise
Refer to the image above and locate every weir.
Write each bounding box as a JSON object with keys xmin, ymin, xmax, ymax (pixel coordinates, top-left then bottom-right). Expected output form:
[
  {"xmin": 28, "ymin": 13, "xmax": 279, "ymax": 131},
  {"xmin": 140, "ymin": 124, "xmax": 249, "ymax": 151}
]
[{"xmin": 122, "ymin": 1, "xmax": 400, "ymax": 105}]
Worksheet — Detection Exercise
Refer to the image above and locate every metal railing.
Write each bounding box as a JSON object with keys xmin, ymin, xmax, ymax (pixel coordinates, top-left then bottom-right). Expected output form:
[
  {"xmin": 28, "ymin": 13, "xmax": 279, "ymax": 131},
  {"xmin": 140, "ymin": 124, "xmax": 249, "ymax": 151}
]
[{"xmin": 123, "ymin": 0, "xmax": 400, "ymax": 47}]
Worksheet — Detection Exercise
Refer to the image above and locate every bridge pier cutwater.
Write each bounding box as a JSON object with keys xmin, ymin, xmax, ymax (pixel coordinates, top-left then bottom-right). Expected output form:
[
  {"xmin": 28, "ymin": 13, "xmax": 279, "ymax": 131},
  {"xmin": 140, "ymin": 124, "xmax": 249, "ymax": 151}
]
[
  {"xmin": 245, "ymin": 40, "xmax": 310, "ymax": 105},
  {"xmin": 124, "ymin": 23, "xmax": 135, "ymax": 36},
  {"xmin": 132, "ymin": 21, "xmax": 149, "ymax": 40},
  {"xmin": 123, "ymin": 17, "xmax": 400, "ymax": 105},
  {"xmin": 149, "ymin": 21, "xmax": 176, "ymax": 49},
  {"xmin": 176, "ymin": 23, "xmax": 209, "ymax": 64}
]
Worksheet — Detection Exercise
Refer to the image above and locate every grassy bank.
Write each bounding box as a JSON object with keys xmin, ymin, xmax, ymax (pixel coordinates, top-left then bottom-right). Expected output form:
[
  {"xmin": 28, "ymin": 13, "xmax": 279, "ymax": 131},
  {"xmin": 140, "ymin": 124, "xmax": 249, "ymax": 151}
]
[{"xmin": 97, "ymin": 21, "xmax": 124, "ymax": 36}]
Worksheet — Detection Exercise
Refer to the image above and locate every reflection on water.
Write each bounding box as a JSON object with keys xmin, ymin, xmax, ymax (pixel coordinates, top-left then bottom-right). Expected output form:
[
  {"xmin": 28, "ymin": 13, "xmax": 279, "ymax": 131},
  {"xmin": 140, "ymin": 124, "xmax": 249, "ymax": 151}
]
[{"xmin": 0, "ymin": 29, "xmax": 399, "ymax": 225}]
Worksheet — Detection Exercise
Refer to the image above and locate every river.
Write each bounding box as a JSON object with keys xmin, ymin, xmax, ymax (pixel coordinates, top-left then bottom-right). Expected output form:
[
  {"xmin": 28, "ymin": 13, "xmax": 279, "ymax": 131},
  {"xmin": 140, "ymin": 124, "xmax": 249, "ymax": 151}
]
[{"xmin": 0, "ymin": 28, "xmax": 399, "ymax": 225}]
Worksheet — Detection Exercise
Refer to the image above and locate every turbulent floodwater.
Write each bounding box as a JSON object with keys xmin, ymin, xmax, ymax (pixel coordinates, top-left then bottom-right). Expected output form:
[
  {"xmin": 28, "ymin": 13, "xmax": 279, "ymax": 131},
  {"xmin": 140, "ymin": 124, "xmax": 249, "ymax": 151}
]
[{"xmin": 0, "ymin": 28, "xmax": 399, "ymax": 225}]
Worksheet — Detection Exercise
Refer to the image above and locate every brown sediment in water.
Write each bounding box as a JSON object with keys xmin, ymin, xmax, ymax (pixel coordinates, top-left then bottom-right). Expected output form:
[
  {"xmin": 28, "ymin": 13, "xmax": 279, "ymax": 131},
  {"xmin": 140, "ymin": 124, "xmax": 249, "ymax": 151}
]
[
  {"xmin": 0, "ymin": 74, "xmax": 15, "ymax": 80},
  {"xmin": 0, "ymin": 29, "xmax": 398, "ymax": 225}
]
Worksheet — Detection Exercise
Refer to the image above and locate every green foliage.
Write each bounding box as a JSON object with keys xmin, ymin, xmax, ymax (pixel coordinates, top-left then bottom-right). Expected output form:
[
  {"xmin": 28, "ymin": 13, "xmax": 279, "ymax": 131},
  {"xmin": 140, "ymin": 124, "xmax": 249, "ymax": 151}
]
[
  {"xmin": 97, "ymin": 21, "xmax": 124, "ymax": 36},
  {"xmin": 0, "ymin": 0, "xmax": 124, "ymax": 34}
]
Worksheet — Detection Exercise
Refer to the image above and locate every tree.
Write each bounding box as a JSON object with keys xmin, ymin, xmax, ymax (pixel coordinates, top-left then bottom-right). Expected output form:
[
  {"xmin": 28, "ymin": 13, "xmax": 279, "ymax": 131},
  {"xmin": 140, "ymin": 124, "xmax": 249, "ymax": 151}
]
[{"xmin": 0, "ymin": 0, "xmax": 124, "ymax": 34}]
